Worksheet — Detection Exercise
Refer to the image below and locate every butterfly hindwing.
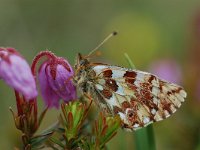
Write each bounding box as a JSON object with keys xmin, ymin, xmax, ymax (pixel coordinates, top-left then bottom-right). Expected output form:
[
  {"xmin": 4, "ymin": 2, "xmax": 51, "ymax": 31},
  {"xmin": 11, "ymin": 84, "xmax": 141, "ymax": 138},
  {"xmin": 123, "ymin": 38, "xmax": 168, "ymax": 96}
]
[{"xmin": 90, "ymin": 64, "xmax": 186, "ymax": 130}]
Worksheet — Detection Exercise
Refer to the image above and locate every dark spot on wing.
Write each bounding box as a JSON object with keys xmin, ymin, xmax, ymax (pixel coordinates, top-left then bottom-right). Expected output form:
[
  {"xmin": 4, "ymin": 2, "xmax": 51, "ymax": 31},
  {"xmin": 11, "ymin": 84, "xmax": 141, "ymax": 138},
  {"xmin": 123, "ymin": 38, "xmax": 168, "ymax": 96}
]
[
  {"xmin": 162, "ymin": 103, "xmax": 173, "ymax": 114},
  {"xmin": 103, "ymin": 69, "xmax": 113, "ymax": 78},
  {"xmin": 121, "ymin": 101, "xmax": 131, "ymax": 111},
  {"xmin": 113, "ymin": 106, "xmax": 123, "ymax": 114},
  {"xmin": 105, "ymin": 79, "xmax": 118, "ymax": 92},
  {"xmin": 123, "ymin": 71, "xmax": 137, "ymax": 84},
  {"xmin": 101, "ymin": 88, "xmax": 112, "ymax": 99},
  {"xmin": 148, "ymin": 75, "xmax": 156, "ymax": 83}
]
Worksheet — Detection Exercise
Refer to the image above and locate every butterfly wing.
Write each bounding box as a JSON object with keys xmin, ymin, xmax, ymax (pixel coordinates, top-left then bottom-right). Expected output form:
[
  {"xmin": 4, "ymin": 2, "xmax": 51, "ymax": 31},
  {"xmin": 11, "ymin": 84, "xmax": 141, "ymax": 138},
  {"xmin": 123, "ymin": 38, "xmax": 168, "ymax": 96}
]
[{"xmin": 89, "ymin": 64, "xmax": 186, "ymax": 131}]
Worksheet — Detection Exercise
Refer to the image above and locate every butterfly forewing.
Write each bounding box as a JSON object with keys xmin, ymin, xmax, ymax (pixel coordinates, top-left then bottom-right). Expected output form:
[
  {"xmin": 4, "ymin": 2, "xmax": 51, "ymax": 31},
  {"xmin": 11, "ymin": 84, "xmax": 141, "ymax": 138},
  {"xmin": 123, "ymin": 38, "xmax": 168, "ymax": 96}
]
[{"xmin": 90, "ymin": 64, "xmax": 186, "ymax": 131}]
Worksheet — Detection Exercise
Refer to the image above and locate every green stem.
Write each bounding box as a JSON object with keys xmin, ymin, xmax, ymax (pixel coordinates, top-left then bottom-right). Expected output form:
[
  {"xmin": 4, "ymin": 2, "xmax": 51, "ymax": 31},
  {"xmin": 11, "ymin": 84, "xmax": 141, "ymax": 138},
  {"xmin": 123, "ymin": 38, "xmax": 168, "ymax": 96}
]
[
  {"xmin": 124, "ymin": 53, "xmax": 136, "ymax": 69},
  {"xmin": 124, "ymin": 53, "xmax": 156, "ymax": 150}
]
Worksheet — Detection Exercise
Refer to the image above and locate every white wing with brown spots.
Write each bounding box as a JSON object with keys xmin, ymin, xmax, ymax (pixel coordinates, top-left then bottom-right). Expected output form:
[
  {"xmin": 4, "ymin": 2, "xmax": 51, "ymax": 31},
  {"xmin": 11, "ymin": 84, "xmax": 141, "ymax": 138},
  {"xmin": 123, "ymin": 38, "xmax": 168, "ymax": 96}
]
[{"xmin": 90, "ymin": 65, "xmax": 186, "ymax": 131}]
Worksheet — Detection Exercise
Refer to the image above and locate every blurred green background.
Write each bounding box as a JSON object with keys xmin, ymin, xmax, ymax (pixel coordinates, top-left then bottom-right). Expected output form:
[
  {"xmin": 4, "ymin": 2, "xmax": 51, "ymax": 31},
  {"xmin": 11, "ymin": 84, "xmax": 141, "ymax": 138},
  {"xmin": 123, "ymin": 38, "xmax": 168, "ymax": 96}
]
[{"xmin": 0, "ymin": 0, "xmax": 200, "ymax": 149}]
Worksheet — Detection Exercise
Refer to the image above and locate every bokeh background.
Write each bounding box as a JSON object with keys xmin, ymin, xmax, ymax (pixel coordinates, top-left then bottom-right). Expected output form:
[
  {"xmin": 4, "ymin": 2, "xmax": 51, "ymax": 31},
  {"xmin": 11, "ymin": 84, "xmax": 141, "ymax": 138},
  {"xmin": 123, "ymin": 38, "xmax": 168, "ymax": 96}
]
[{"xmin": 0, "ymin": 0, "xmax": 200, "ymax": 149}]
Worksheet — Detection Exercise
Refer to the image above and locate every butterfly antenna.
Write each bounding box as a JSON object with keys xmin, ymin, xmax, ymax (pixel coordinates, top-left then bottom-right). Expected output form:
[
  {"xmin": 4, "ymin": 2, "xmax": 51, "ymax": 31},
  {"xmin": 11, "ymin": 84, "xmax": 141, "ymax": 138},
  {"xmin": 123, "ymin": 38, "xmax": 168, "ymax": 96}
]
[{"xmin": 87, "ymin": 31, "xmax": 118, "ymax": 57}]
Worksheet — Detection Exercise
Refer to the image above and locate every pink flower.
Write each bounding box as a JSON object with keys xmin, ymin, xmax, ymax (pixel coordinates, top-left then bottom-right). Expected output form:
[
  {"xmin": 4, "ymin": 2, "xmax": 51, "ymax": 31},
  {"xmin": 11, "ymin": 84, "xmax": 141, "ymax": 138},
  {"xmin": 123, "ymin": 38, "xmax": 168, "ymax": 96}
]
[
  {"xmin": 149, "ymin": 59, "xmax": 182, "ymax": 84},
  {"xmin": 36, "ymin": 52, "xmax": 76, "ymax": 108},
  {"xmin": 0, "ymin": 47, "xmax": 37, "ymax": 100}
]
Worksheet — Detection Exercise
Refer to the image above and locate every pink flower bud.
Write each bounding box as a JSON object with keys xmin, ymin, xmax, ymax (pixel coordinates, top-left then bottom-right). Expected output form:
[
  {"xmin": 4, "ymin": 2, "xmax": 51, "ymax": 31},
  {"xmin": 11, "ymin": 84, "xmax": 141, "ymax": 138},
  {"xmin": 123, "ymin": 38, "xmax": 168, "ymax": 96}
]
[
  {"xmin": 38, "ymin": 54, "xmax": 76, "ymax": 108},
  {"xmin": 0, "ymin": 47, "xmax": 37, "ymax": 100}
]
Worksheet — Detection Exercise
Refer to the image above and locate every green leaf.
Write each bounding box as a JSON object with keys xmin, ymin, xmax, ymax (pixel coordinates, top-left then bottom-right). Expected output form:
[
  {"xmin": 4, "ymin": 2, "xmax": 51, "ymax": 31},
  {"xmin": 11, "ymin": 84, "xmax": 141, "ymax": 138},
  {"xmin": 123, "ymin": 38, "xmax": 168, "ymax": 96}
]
[
  {"xmin": 124, "ymin": 53, "xmax": 136, "ymax": 69},
  {"xmin": 38, "ymin": 107, "xmax": 48, "ymax": 127},
  {"xmin": 60, "ymin": 101, "xmax": 92, "ymax": 146},
  {"xmin": 31, "ymin": 121, "xmax": 59, "ymax": 148},
  {"xmin": 93, "ymin": 113, "xmax": 120, "ymax": 149},
  {"xmin": 31, "ymin": 131, "xmax": 53, "ymax": 148},
  {"xmin": 49, "ymin": 137, "xmax": 65, "ymax": 148},
  {"xmin": 100, "ymin": 116, "xmax": 120, "ymax": 147}
]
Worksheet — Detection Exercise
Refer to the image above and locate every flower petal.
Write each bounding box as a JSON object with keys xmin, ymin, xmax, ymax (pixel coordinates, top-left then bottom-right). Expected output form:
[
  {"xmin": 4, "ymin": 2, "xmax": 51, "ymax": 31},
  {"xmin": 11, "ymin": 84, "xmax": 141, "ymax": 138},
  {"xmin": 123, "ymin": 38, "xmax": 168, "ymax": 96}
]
[
  {"xmin": 47, "ymin": 63, "xmax": 76, "ymax": 101},
  {"xmin": 38, "ymin": 63, "xmax": 60, "ymax": 108},
  {"xmin": 0, "ymin": 54, "xmax": 37, "ymax": 99}
]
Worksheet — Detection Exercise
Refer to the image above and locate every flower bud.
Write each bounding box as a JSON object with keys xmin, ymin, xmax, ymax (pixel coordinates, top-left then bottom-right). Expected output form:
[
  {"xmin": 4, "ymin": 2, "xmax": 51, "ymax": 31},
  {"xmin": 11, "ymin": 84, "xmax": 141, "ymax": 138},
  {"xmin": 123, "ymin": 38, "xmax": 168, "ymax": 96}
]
[
  {"xmin": 0, "ymin": 47, "xmax": 37, "ymax": 100},
  {"xmin": 38, "ymin": 54, "xmax": 76, "ymax": 108}
]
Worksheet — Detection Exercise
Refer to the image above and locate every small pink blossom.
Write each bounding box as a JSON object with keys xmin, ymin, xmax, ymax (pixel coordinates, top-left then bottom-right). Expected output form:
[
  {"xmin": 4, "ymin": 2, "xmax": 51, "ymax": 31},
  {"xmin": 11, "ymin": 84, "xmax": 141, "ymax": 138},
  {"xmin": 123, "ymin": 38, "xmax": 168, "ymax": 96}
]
[
  {"xmin": 36, "ymin": 52, "xmax": 76, "ymax": 108},
  {"xmin": 0, "ymin": 47, "xmax": 37, "ymax": 100}
]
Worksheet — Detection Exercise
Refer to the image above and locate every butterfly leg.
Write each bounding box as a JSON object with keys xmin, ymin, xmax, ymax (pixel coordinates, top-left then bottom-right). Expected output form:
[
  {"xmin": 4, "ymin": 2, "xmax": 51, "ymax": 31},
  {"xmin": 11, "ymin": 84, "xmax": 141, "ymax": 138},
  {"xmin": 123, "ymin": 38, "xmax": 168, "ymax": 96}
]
[
  {"xmin": 83, "ymin": 92, "xmax": 93, "ymax": 103},
  {"xmin": 82, "ymin": 92, "xmax": 93, "ymax": 113}
]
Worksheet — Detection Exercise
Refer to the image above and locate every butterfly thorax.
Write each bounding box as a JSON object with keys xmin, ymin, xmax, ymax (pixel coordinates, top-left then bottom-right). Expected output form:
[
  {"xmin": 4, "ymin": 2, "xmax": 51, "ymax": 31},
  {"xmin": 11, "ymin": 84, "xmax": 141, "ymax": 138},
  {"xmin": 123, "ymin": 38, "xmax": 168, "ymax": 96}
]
[{"xmin": 73, "ymin": 53, "xmax": 96, "ymax": 94}]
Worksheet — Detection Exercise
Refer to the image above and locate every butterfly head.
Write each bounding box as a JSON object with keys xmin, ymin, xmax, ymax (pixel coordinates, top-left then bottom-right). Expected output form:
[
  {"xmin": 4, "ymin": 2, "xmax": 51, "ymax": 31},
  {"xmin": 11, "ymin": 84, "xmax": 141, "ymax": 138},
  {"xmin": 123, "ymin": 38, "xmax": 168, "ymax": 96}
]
[{"xmin": 75, "ymin": 53, "xmax": 89, "ymax": 69}]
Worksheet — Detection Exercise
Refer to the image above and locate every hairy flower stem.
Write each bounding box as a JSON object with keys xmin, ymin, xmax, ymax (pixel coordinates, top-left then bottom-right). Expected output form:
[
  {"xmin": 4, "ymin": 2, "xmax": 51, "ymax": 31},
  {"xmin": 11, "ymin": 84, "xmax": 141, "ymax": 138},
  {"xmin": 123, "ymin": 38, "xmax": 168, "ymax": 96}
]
[
  {"xmin": 124, "ymin": 53, "xmax": 156, "ymax": 150},
  {"xmin": 31, "ymin": 51, "xmax": 57, "ymax": 76}
]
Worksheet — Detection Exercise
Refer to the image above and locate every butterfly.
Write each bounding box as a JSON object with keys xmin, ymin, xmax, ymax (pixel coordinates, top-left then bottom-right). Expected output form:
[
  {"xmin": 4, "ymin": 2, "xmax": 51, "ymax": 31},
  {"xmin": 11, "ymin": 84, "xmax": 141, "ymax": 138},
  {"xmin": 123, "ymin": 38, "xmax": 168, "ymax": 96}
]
[{"xmin": 73, "ymin": 32, "xmax": 187, "ymax": 131}]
